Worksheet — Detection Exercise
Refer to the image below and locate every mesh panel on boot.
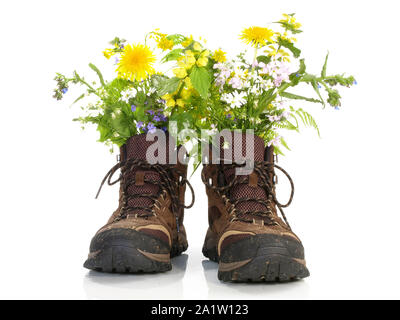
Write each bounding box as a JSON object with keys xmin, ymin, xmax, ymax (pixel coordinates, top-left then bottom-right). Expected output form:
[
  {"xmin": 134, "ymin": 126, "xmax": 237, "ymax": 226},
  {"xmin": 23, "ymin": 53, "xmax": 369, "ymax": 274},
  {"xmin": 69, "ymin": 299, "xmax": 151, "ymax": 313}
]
[
  {"xmin": 122, "ymin": 134, "xmax": 174, "ymax": 215},
  {"xmin": 217, "ymin": 132, "xmax": 269, "ymax": 215}
]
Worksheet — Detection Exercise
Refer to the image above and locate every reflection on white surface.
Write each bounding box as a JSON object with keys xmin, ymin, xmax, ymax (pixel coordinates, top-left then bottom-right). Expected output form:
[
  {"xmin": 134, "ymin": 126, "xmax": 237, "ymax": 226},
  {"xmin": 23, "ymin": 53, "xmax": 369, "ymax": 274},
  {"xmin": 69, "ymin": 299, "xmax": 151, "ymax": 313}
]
[
  {"xmin": 83, "ymin": 254, "xmax": 188, "ymax": 300},
  {"xmin": 82, "ymin": 249, "xmax": 311, "ymax": 300},
  {"xmin": 201, "ymin": 260, "xmax": 311, "ymax": 300}
]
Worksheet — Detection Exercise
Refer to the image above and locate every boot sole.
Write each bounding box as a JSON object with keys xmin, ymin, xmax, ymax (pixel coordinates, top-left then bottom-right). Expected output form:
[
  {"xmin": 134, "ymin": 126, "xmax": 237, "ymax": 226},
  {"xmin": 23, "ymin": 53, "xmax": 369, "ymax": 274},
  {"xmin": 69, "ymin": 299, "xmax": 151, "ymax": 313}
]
[
  {"xmin": 84, "ymin": 228, "xmax": 175, "ymax": 273},
  {"xmin": 203, "ymin": 233, "xmax": 310, "ymax": 283}
]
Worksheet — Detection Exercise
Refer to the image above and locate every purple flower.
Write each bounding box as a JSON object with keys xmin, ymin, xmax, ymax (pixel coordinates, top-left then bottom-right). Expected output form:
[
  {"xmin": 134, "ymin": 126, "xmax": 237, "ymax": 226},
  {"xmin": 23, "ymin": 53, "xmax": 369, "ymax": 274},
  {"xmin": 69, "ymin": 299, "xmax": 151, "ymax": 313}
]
[
  {"xmin": 318, "ymin": 84, "xmax": 322, "ymax": 89},
  {"xmin": 226, "ymin": 114, "xmax": 232, "ymax": 119},
  {"xmin": 228, "ymin": 77, "xmax": 242, "ymax": 89},
  {"xmin": 136, "ymin": 121, "xmax": 144, "ymax": 130},
  {"xmin": 162, "ymin": 126, "xmax": 167, "ymax": 132},
  {"xmin": 146, "ymin": 110, "xmax": 155, "ymax": 115},
  {"xmin": 62, "ymin": 88, "xmax": 68, "ymax": 94},
  {"xmin": 153, "ymin": 115, "xmax": 161, "ymax": 122},
  {"xmin": 268, "ymin": 135, "xmax": 281, "ymax": 147},
  {"xmin": 147, "ymin": 122, "xmax": 156, "ymax": 133},
  {"xmin": 354, "ymin": 80, "xmax": 358, "ymax": 85},
  {"xmin": 131, "ymin": 104, "xmax": 137, "ymax": 112}
]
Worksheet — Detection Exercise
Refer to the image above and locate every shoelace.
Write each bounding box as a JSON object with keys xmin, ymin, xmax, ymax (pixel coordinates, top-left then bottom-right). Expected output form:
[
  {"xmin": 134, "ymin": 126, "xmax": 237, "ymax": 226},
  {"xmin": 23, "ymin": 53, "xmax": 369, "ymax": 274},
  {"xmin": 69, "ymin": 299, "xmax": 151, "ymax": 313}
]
[
  {"xmin": 96, "ymin": 158, "xmax": 195, "ymax": 231},
  {"xmin": 201, "ymin": 161, "xmax": 294, "ymax": 229}
]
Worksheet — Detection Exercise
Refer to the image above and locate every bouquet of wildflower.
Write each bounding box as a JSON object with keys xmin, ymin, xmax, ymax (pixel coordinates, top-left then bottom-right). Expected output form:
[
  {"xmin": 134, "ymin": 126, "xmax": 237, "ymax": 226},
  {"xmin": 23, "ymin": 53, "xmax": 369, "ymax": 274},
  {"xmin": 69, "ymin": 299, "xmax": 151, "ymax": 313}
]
[
  {"xmin": 202, "ymin": 13, "xmax": 356, "ymax": 154},
  {"xmin": 53, "ymin": 13, "xmax": 355, "ymax": 160}
]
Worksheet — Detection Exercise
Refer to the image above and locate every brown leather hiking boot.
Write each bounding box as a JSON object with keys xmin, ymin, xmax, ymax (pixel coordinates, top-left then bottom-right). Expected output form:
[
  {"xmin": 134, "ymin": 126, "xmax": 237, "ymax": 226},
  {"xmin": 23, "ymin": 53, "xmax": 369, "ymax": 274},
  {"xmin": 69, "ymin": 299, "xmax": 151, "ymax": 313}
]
[
  {"xmin": 84, "ymin": 133, "xmax": 194, "ymax": 273},
  {"xmin": 201, "ymin": 132, "xmax": 309, "ymax": 282}
]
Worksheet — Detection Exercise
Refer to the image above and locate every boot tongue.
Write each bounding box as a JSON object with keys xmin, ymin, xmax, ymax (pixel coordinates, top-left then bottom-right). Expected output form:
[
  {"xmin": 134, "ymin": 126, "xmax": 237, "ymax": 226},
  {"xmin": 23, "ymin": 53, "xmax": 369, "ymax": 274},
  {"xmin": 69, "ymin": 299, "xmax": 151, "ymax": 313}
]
[
  {"xmin": 121, "ymin": 133, "xmax": 175, "ymax": 215},
  {"xmin": 218, "ymin": 132, "xmax": 269, "ymax": 215}
]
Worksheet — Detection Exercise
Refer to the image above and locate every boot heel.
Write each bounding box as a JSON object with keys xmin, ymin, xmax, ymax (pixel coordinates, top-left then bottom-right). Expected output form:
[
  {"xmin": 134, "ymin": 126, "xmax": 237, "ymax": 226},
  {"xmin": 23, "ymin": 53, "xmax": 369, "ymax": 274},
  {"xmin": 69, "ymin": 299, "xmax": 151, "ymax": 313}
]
[{"xmin": 202, "ymin": 228, "xmax": 219, "ymax": 262}]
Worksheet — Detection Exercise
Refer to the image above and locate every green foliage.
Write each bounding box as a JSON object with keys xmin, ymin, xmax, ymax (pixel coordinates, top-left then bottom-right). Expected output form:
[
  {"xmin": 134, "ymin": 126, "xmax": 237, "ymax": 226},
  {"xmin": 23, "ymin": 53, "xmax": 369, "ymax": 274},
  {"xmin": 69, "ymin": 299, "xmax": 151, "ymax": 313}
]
[
  {"xmin": 280, "ymin": 92, "xmax": 323, "ymax": 104},
  {"xmin": 53, "ymin": 14, "xmax": 355, "ymax": 158},
  {"xmin": 190, "ymin": 66, "xmax": 211, "ymax": 98},
  {"xmin": 277, "ymin": 37, "xmax": 301, "ymax": 58},
  {"xmin": 158, "ymin": 77, "xmax": 181, "ymax": 95},
  {"xmin": 290, "ymin": 107, "xmax": 320, "ymax": 136},
  {"xmin": 161, "ymin": 48, "xmax": 183, "ymax": 62},
  {"xmin": 89, "ymin": 63, "xmax": 106, "ymax": 86}
]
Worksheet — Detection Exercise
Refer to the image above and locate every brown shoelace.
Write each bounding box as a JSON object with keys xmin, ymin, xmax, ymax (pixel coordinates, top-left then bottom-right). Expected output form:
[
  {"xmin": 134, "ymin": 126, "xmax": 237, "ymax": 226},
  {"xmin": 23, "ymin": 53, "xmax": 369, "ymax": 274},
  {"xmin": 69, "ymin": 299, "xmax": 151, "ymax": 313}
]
[
  {"xmin": 96, "ymin": 158, "xmax": 195, "ymax": 232},
  {"xmin": 201, "ymin": 161, "xmax": 294, "ymax": 229}
]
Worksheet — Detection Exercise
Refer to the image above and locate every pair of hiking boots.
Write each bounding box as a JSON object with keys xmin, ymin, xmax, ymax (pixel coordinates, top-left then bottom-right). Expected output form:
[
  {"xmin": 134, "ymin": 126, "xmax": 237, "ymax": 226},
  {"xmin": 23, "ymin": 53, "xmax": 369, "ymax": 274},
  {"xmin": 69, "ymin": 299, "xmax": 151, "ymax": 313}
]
[{"xmin": 84, "ymin": 132, "xmax": 310, "ymax": 282}]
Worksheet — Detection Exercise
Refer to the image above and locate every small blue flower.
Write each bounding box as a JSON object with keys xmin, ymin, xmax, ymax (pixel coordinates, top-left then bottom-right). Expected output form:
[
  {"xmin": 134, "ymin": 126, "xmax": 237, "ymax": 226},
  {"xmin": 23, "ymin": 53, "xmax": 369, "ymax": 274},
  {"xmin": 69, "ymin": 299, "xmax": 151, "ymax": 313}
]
[
  {"xmin": 131, "ymin": 104, "xmax": 137, "ymax": 112},
  {"xmin": 136, "ymin": 121, "xmax": 144, "ymax": 130},
  {"xmin": 162, "ymin": 127, "xmax": 167, "ymax": 132},
  {"xmin": 335, "ymin": 106, "xmax": 340, "ymax": 111},
  {"xmin": 153, "ymin": 115, "xmax": 161, "ymax": 122},
  {"xmin": 226, "ymin": 114, "xmax": 232, "ymax": 119},
  {"xmin": 296, "ymin": 73, "xmax": 300, "ymax": 78},
  {"xmin": 147, "ymin": 122, "xmax": 156, "ymax": 133},
  {"xmin": 146, "ymin": 110, "xmax": 155, "ymax": 115},
  {"xmin": 353, "ymin": 80, "xmax": 358, "ymax": 85},
  {"xmin": 114, "ymin": 57, "xmax": 120, "ymax": 64},
  {"xmin": 318, "ymin": 85, "xmax": 322, "ymax": 89},
  {"xmin": 62, "ymin": 88, "xmax": 68, "ymax": 94}
]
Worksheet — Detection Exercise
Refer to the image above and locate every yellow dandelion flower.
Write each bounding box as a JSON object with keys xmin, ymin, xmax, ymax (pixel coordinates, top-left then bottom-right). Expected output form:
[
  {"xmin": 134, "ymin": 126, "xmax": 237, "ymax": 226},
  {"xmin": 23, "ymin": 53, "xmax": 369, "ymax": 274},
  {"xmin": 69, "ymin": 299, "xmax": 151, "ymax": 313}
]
[
  {"xmin": 240, "ymin": 26, "xmax": 275, "ymax": 47},
  {"xmin": 182, "ymin": 35, "xmax": 193, "ymax": 47},
  {"xmin": 212, "ymin": 49, "xmax": 227, "ymax": 62},
  {"xmin": 157, "ymin": 36, "xmax": 174, "ymax": 51},
  {"xmin": 116, "ymin": 44, "xmax": 156, "ymax": 81}
]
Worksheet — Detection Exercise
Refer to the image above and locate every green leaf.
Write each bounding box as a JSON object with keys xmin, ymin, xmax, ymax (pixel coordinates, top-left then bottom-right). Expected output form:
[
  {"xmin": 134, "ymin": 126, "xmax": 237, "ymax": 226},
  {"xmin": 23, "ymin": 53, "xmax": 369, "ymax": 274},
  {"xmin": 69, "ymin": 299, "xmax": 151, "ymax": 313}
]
[
  {"xmin": 281, "ymin": 91, "xmax": 323, "ymax": 104},
  {"xmin": 134, "ymin": 105, "xmax": 146, "ymax": 122},
  {"xmin": 89, "ymin": 63, "xmax": 105, "ymax": 87},
  {"xmin": 292, "ymin": 107, "xmax": 320, "ymax": 136},
  {"xmin": 111, "ymin": 113, "xmax": 131, "ymax": 138},
  {"xmin": 311, "ymin": 79, "xmax": 326, "ymax": 108},
  {"xmin": 166, "ymin": 34, "xmax": 186, "ymax": 45},
  {"xmin": 321, "ymin": 53, "xmax": 329, "ymax": 78},
  {"xmin": 280, "ymin": 136, "xmax": 291, "ymax": 150},
  {"xmin": 190, "ymin": 66, "xmax": 211, "ymax": 98},
  {"xmin": 158, "ymin": 77, "xmax": 181, "ymax": 95},
  {"xmin": 256, "ymin": 55, "xmax": 272, "ymax": 65},
  {"xmin": 289, "ymin": 58, "xmax": 306, "ymax": 85},
  {"xmin": 277, "ymin": 37, "xmax": 301, "ymax": 58},
  {"xmin": 161, "ymin": 48, "xmax": 183, "ymax": 63},
  {"xmin": 70, "ymin": 93, "xmax": 85, "ymax": 106}
]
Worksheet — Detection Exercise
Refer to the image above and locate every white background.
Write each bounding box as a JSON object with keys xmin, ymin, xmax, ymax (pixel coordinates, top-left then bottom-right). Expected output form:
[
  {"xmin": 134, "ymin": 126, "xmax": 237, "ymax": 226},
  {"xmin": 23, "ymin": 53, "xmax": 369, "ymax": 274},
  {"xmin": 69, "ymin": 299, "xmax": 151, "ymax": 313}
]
[{"xmin": 1, "ymin": 0, "xmax": 399, "ymax": 300}]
